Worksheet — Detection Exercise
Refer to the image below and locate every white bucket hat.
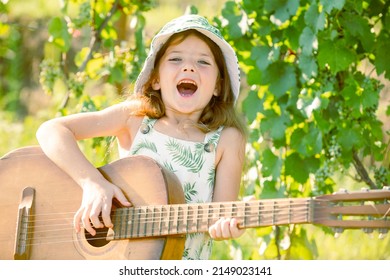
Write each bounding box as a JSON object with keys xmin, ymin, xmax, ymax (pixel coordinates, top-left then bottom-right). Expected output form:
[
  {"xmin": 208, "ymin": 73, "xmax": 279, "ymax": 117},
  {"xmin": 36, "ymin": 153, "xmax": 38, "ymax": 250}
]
[{"xmin": 134, "ymin": 14, "xmax": 240, "ymax": 102}]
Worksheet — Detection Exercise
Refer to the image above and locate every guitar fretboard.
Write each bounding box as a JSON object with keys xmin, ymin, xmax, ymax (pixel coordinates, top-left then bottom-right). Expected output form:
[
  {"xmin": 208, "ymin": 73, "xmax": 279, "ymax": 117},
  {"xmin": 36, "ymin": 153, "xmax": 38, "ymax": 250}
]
[{"xmin": 110, "ymin": 198, "xmax": 319, "ymax": 239}]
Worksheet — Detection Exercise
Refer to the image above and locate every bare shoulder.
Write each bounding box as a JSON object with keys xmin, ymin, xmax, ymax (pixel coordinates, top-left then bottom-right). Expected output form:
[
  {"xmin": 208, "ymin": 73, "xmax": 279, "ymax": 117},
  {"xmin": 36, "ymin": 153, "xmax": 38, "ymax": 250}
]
[
  {"xmin": 216, "ymin": 126, "xmax": 246, "ymax": 163},
  {"xmin": 219, "ymin": 127, "xmax": 245, "ymax": 148}
]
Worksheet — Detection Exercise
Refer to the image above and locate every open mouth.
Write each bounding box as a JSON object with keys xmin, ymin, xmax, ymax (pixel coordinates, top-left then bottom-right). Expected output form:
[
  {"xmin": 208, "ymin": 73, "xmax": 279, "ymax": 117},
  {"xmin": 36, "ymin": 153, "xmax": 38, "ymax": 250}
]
[{"xmin": 177, "ymin": 80, "xmax": 198, "ymax": 97}]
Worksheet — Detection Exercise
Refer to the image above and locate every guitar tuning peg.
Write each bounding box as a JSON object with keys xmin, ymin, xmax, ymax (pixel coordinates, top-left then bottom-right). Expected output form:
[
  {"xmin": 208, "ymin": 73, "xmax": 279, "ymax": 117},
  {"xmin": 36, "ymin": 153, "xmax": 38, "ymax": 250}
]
[
  {"xmin": 378, "ymin": 228, "xmax": 388, "ymax": 240},
  {"xmin": 362, "ymin": 228, "xmax": 374, "ymax": 238},
  {"xmin": 333, "ymin": 227, "xmax": 344, "ymax": 238},
  {"xmin": 362, "ymin": 228, "xmax": 374, "ymax": 234},
  {"xmin": 335, "ymin": 188, "xmax": 348, "ymax": 194}
]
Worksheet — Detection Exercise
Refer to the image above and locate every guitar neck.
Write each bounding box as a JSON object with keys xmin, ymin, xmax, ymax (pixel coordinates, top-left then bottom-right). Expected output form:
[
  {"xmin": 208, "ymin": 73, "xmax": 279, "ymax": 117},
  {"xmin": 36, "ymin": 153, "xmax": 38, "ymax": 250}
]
[{"xmin": 110, "ymin": 198, "xmax": 316, "ymax": 239}]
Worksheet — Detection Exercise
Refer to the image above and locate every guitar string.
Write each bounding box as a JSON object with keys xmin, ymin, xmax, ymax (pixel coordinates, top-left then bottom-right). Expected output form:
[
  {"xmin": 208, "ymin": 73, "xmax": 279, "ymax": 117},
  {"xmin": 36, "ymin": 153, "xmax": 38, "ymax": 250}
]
[
  {"xmin": 16, "ymin": 200, "xmax": 323, "ymax": 228},
  {"xmin": 5, "ymin": 200, "xmax": 319, "ymax": 239},
  {"xmin": 5, "ymin": 205, "xmax": 390, "ymax": 247},
  {"xmin": 13, "ymin": 199, "xmax": 390, "ymax": 230},
  {"xmin": 7, "ymin": 211, "xmax": 335, "ymax": 246},
  {"xmin": 21, "ymin": 203, "xmax": 316, "ymax": 232},
  {"xmin": 8, "ymin": 215, "xmax": 388, "ymax": 248},
  {"xmin": 17, "ymin": 198, "xmax": 390, "ymax": 227}
]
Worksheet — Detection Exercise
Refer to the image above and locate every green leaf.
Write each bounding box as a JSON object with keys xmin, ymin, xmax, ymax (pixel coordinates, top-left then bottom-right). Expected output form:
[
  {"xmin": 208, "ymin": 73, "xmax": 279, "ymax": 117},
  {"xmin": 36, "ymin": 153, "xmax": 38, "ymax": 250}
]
[
  {"xmin": 290, "ymin": 126, "xmax": 322, "ymax": 157},
  {"xmin": 298, "ymin": 54, "xmax": 318, "ymax": 80},
  {"xmin": 263, "ymin": 62, "xmax": 296, "ymax": 98},
  {"xmin": 299, "ymin": 27, "xmax": 317, "ymax": 56},
  {"xmin": 260, "ymin": 112, "xmax": 288, "ymax": 141},
  {"xmin": 337, "ymin": 126, "xmax": 364, "ymax": 151},
  {"xmin": 339, "ymin": 12, "xmax": 375, "ymax": 52},
  {"xmin": 375, "ymin": 31, "xmax": 390, "ymax": 79},
  {"xmin": 288, "ymin": 228, "xmax": 317, "ymax": 259},
  {"xmin": 304, "ymin": 2, "xmax": 325, "ymax": 32},
  {"xmin": 251, "ymin": 45, "xmax": 272, "ymax": 71},
  {"xmin": 74, "ymin": 47, "xmax": 90, "ymax": 68},
  {"xmin": 317, "ymin": 39, "xmax": 356, "ymax": 74},
  {"xmin": 320, "ymin": 0, "xmax": 346, "ymax": 13},
  {"xmin": 246, "ymin": 67, "xmax": 263, "ymax": 85},
  {"xmin": 260, "ymin": 180, "xmax": 286, "ymax": 199},
  {"xmin": 108, "ymin": 65, "xmax": 124, "ymax": 84},
  {"xmin": 221, "ymin": 1, "xmax": 245, "ymax": 39},
  {"xmin": 261, "ymin": 148, "xmax": 282, "ymax": 179},
  {"xmin": 264, "ymin": 0, "xmax": 299, "ymax": 23},
  {"xmin": 86, "ymin": 57, "xmax": 104, "ymax": 79},
  {"xmin": 242, "ymin": 89, "xmax": 263, "ymax": 123},
  {"xmin": 48, "ymin": 17, "xmax": 71, "ymax": 52},
  {"xmin": 285, "ymin": 153, "xmax": 319, "ymax": 183}
]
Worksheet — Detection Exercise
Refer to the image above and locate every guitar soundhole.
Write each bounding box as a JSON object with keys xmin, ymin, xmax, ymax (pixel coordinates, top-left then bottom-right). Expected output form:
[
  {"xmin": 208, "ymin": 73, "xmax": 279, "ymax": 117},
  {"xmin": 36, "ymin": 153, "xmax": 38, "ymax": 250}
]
[{"xmin": 84, "ymin": 227, "xmax": 110, "ymax": 247}]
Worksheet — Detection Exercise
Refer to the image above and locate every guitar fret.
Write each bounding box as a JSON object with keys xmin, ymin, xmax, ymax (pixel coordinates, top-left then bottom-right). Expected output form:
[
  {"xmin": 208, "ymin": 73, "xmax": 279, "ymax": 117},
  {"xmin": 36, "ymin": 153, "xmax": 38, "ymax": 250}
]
[
  {"xmin": 144, "ymin": 206, "xmax": 149, "ymax": 237},
  {"xmin": 119, "ymin": 208, "xmax": 124, "ymax": 238},
  {"xmin": 207, "ymin": 204, "xmax": 214, "ymax": 228},
  {"xmin": 130, "ymin": 207, "xmax": 135, "ymax": 238},
  {"xmin": 150, "ymin": 206, "xmax": 156, "ymax": 236},
  {"xmin": 219, "ymin": 203, "xmax": 225, "ymax": 218},
  {"xmin": 200, "ymin": 204, "xmax": 209, "ymax": 232},
  {"xmin": 187, "ymin": 205, "xmax": 196, "ymax": 233},
  {"xmin": 160, "ymin": 205, "xmax": 168, "ymax": 236},
  {"xmin": 168, "ymin": 205, "xmax": 176, "ymax": 234},
  {"xmin": 181, "ymin": 205, "xmax": 189, "ymax": 234},
  {"xmin": 196, "ymin": 205, "xmax": 202, "ymax": 231},
  {"xmin": 258, "ymin": 201, "xmax": 262, "ymax": 226},
  {"xmin": 124, "ymin": 208, "xmax": 130, "ymax": 239},
  {"xmin": 177, "ymin": 206, "xmax": 184, "ymax": 234}
]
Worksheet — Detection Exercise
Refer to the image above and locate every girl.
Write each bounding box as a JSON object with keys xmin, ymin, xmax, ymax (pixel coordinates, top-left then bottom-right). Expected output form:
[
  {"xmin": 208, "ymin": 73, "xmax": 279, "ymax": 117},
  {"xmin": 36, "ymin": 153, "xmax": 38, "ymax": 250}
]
[{"xmin": 36, "ymin": 14, "xmax": 247, "ymax": 260}]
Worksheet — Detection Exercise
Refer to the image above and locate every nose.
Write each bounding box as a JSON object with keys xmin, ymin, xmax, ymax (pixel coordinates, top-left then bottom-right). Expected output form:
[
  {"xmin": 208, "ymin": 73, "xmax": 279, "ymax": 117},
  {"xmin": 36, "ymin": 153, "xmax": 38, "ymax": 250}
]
[{"xmin": 182, "ymin": 62, "xmax": 195, "ymax": 72}]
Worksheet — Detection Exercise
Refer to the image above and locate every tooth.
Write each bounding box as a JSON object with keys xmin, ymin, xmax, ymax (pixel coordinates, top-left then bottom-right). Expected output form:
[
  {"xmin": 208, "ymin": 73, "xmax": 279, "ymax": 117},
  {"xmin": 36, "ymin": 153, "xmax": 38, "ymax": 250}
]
[{"xmin": 179, "ymin": 80, "xmax": 196, "ymax": 85}]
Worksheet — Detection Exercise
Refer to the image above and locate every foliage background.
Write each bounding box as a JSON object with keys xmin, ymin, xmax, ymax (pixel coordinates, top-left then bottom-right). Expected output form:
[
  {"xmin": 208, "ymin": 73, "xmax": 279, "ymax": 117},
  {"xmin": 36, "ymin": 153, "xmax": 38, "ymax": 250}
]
[{"xmin": 0, "ymin": 0, "xmax": 389, "ymax": 259}]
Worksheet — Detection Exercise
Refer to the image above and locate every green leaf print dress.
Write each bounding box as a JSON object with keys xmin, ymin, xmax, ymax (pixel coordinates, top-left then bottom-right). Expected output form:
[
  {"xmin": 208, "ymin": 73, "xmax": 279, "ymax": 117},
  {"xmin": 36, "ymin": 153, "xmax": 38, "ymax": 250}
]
[{"xmin": 121, "ymin": 116, "xmax": 223, "ymax": 260}]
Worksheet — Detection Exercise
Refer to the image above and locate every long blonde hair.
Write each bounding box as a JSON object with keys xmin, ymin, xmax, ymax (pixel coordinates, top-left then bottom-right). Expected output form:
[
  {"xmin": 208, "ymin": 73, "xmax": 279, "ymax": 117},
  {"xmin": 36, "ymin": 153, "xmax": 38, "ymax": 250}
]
[{"xmin": 130, "ymin": 30, "xmax": 246, "ymax": 136}]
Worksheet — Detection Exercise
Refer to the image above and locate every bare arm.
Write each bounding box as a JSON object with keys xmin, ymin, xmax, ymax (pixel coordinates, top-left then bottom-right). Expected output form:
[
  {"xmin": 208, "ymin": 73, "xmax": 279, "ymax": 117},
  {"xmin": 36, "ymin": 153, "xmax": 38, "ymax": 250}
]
[
  {"xmin": 209, "ymin": 127, "xmax": 246, "ymax": 240},
  {"xmin": 36, "ymin": 102, "xmax": 135, "ymax": 235}
]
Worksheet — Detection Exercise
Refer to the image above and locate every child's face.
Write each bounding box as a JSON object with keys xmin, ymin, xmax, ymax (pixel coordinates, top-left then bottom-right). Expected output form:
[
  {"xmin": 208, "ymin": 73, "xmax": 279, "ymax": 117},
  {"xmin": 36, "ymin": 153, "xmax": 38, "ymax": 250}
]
[{"xmin": 153, "ymin": 34, "xmax": 220, "ymax": 117}]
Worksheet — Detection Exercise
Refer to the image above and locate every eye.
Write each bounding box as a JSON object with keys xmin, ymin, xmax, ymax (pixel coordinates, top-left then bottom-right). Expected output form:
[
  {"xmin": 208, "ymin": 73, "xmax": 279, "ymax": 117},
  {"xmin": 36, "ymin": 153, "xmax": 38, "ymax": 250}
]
[
  {"xmin": 168, "ymin": 57, "xmax": 182, "ymax": 62},
  {"xmin": 198, "ymin": 60, "xmax": 211, "ymax": 65}
]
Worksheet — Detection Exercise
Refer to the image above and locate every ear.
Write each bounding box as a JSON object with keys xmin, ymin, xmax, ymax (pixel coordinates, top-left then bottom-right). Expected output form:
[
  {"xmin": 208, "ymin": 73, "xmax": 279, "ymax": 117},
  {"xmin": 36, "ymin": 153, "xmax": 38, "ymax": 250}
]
[
  {"xmin": 152, "ymin": 79, "xmax": 161, "ymax": 90},
  {"xmin": 213, "ymin": 79, "xmax": 222, "ymax": 96}
]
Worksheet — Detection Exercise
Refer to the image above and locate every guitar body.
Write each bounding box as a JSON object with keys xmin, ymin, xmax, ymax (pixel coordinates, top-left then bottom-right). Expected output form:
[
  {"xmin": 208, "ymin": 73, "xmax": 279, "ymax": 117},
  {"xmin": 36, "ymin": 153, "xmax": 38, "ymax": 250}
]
[{"xmin": 0, "ymin": 146, "xmax": 185, "ymax": 260}]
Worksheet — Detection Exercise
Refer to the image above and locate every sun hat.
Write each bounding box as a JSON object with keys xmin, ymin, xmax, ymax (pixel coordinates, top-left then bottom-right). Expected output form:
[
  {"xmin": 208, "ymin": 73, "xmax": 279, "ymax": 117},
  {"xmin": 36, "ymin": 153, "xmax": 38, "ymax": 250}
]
[{"xmin": 134, "ymin": 14, "xmax": 240, "ymax": 102}]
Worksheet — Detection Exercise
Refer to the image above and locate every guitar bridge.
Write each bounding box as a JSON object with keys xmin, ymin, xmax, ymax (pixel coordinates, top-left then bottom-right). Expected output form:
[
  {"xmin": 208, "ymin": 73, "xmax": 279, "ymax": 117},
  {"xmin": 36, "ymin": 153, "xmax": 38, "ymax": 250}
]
[{"xmin": 14, "ymin": 187, "xmax": 35, "ymax": 260}]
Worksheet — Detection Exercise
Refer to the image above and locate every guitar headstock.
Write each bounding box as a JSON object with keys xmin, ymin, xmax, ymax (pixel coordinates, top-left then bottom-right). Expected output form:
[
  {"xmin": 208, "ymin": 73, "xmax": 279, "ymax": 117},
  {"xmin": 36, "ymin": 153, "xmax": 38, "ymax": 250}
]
[{"xmin": 313, "ymin": 187, "xmax": 390, "ymax": 237}]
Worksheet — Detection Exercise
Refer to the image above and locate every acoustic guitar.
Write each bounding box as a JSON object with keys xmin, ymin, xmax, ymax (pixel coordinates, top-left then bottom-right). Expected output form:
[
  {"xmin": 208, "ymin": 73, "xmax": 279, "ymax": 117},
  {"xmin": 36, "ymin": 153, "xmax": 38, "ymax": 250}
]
[{"xmin": 0, "ymin": 146, "xmax": 389, "ymax": 260}]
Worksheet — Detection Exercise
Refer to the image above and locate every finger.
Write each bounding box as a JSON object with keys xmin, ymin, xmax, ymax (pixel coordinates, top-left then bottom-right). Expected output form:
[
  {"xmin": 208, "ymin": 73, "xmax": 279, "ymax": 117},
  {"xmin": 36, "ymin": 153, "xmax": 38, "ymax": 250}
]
[
  {"xmin": 220, "ymin": 218, "xmax": 232, "ymax": 239},
  {"xmin": 81, "ymin": 209, "xmax": 96, "ymax": 236},
  {"xmin": 229, "ymin": 218, "xmax": 245, "ymax": 238},
  {"xmin": 114, "ymin": 187, "xmax": 131, "ymax": 207},
  {"xmin": 90, "ymin": 201, "xmax": 104, "ymax": 229},
  {"xmin": 208, "ymin": 218, "xmax": 221, "ymax": 239},
  {"xmin": 101, "ymin": 199, "xmax": 113, "ymax": 228},
  {"xmin": 73, "ymin": 207, "xmax": 83, "ymax": 233}
]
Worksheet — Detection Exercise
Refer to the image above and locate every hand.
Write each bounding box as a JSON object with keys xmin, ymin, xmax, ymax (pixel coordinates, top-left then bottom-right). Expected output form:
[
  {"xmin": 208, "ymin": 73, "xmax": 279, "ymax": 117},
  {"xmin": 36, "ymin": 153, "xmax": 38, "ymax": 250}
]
[
  {"xmin": 73, "ymin": 179, "xmax": 131, "ymax": 236},
  {"xmin": 208, "ymin": 217, "xmax": 245, "ymax": 241}
]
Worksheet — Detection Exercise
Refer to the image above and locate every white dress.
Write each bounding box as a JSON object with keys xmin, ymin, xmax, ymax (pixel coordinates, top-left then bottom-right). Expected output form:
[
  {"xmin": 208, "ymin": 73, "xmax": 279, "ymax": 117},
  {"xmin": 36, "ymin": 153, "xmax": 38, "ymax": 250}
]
[{"xmin": 120, "ymin": 116, "xmax": 223, "ymax": 260}]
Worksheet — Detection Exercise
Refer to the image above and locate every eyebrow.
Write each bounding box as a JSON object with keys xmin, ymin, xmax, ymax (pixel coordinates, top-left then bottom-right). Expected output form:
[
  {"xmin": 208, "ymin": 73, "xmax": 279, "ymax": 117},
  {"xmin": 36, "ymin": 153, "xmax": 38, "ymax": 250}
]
[{"xmin": 167, "ymin": 50, "xmax": 213, "ymax": 58}]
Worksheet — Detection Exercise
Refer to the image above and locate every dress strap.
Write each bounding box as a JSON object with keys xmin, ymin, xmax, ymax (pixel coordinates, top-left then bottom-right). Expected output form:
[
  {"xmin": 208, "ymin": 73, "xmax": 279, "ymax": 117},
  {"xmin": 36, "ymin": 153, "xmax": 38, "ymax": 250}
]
[
  {"xmin": 139, "ymin": 116, "xmax": 157, "ymax": 134},
  {"xmin": 204, "ymin": 126, "xmax": 224, "ymax": 153}
]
